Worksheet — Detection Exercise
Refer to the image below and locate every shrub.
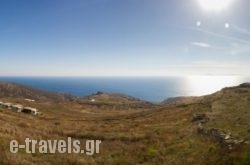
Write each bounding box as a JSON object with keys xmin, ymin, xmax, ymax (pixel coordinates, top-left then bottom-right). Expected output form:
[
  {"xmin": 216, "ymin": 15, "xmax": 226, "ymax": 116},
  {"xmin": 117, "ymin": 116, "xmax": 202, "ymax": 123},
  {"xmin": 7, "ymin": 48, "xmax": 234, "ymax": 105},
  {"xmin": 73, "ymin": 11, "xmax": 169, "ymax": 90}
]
[{"xmin": 236, "ymin": 151, "xmax": 250, "ymax": 165}]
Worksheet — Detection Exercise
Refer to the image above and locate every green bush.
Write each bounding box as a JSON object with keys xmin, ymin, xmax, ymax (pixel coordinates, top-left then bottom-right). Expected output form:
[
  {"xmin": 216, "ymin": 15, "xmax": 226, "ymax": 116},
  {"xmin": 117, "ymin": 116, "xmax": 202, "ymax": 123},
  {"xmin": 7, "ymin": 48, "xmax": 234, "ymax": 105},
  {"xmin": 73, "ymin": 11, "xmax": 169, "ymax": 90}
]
[{"xmin": 236, "ymin": 151, "xmax": 250, "ymax": 165}]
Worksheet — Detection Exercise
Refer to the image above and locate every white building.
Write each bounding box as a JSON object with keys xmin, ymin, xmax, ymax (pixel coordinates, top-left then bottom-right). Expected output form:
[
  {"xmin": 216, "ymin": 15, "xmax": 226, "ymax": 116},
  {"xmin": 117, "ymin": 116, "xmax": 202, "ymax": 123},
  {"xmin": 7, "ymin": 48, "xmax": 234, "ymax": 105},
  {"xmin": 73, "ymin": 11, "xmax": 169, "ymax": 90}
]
[
  {"xmin": 2, "ymin": 103, "xmax": 12, "ymax": 109},
  {"xmin": 23, "ymin": 107, "xmax": 39, "ymax": 115},
  {"xmin": 12, "ymin": 104, "xmax": 24, "ymax": 112},
  {"xmin": 24, "ymin": 99, "xmax": 35, "ymax": 102},
  {"xmin": 0, "ymin": 101, "xmax": 40, "ymax": 115}
]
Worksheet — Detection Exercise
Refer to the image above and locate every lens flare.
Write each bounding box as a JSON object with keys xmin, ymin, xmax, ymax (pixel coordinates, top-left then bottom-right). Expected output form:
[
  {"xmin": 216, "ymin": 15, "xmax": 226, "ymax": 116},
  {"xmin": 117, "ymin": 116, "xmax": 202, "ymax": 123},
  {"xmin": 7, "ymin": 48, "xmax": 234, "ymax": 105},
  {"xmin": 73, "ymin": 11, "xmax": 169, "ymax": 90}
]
[{"xmin": 198, "ymin": 0, "xmax": 233, "ymax": 11}]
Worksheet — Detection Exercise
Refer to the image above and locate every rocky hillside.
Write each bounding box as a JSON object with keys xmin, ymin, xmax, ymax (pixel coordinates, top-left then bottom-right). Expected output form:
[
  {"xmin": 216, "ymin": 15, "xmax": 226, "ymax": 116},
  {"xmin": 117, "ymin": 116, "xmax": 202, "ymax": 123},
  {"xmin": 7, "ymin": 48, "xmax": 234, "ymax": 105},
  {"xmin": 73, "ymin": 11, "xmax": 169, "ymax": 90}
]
[
  {"xmin": 0, "ymin": 82, "xmax": 250, "ymax": 164},
  {"xmin": 0, "ymin": 82, "xmax": 154, "ymax": 109},
  {"xmin": 77, "ymin": 91, "xmax": 156, "ymax": 110},
  {"xmin": 166, "ymin": 83, "xmax": 250, "ymax": 163},
  {"xmin": 196, "ymin": 83, "xmax": 250, "ymax": 146},
  {"xmin": 162, "ymin": 96, "xmax": 203, "ymax": 105},
  {"xmin": 0, "ymin": 82, "xmax": 75, "ymax": 102}
]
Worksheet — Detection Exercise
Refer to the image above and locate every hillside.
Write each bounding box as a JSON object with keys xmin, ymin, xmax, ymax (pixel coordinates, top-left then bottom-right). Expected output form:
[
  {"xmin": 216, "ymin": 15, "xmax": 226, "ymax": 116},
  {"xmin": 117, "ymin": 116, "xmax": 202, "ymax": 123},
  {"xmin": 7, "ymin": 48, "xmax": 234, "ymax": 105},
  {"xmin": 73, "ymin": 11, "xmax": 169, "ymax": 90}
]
[
  {"xmin": 77, "ymin": 91, "xmax": 156, "ymax": 110},
  {"xmin": 0, "ymin": 82, "xmax": 153, "ymax": 110},
  {"xmin": 0, "ymin": 82, "xmax": 75, "ymax": 102},
  {"xmin": 0, "ymin": 82, "xmax": 250, "ymax": 164},
  {"xmin": 161, "ymin": 96, "xmax": 204, "ymax": 105}
]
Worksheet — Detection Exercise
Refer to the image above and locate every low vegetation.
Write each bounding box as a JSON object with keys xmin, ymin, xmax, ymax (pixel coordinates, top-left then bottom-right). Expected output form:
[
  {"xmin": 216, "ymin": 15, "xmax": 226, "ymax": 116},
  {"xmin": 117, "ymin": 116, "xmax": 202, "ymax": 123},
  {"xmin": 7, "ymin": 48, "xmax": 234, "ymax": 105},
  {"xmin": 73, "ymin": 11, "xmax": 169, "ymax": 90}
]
[{"xmin": 0, "ymin": 82, "xmax": 250, "ymax": 164}]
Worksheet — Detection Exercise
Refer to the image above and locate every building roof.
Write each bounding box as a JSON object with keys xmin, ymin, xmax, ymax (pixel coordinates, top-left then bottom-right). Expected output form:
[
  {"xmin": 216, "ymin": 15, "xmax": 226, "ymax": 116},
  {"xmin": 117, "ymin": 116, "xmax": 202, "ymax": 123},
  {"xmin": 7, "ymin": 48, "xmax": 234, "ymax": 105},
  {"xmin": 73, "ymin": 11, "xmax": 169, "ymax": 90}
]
[
  {"xmin": 2, "ymin": 103, "xmax": 12, "ymax": 106},
  {"xmin": 12, "ymin": 104, "xmax": 24, "ymax": 108},
  {"xmin": 24, "ymin": 107, "xmax": 38, "ymax": 112}
]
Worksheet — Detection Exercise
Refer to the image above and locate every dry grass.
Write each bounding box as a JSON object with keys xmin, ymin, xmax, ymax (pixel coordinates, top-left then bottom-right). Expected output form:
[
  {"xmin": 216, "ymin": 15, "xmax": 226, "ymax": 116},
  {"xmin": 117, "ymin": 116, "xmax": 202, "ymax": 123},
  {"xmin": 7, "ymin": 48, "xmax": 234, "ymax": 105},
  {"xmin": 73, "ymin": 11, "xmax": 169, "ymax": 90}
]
[{"xmin": 0, "ymin": 84, "xmax": 250, "ymax": 164}]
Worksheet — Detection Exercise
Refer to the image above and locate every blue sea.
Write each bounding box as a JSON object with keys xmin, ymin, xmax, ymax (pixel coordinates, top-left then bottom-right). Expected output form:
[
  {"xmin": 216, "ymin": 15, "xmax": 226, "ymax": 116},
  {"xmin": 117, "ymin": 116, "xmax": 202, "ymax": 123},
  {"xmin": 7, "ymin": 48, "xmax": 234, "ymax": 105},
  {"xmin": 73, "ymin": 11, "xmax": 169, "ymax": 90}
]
[{"xmin": 0, "ymin": 76, "xmax": 249, "ymax": 102}]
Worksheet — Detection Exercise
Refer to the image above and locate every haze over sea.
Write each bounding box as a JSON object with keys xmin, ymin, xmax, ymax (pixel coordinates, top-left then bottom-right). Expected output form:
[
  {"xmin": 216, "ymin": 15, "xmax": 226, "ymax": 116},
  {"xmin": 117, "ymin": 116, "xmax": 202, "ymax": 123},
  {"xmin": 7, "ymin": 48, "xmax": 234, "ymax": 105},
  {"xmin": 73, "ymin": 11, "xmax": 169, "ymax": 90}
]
[{"xmin": 0, "ymin": 76, "xmax": 249, "ymax": 102}]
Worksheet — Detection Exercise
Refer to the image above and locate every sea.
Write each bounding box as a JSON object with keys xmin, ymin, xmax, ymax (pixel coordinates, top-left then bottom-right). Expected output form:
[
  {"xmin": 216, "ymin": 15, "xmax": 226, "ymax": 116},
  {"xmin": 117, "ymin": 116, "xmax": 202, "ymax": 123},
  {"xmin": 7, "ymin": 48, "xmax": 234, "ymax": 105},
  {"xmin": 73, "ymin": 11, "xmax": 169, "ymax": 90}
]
[{"xmin": 0, "ymin": 76, "xmax": 249, "ymax": 102}]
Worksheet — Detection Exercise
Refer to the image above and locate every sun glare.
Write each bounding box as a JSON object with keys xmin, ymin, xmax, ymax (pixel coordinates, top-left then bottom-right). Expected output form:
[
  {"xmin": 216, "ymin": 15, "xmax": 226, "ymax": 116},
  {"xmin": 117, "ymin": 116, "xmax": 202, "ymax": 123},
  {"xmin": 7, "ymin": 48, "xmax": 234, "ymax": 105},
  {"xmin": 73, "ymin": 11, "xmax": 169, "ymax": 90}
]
[
  {"xmin": 186, "ymin": 76, "xmax": 242, "ymax": 96},
  {"xmin": 197, "ymin": 0, "xmax": 233, "ymax": 11}
]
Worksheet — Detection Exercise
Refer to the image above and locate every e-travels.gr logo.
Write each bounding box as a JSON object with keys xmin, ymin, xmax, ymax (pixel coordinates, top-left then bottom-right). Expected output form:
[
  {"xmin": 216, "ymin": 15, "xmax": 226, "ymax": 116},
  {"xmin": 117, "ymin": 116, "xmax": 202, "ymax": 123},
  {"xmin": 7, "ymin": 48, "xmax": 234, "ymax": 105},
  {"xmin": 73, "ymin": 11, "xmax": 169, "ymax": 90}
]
[{"xmin": 10, "ymin": 137, "xmax": 101, "ymax": 155}]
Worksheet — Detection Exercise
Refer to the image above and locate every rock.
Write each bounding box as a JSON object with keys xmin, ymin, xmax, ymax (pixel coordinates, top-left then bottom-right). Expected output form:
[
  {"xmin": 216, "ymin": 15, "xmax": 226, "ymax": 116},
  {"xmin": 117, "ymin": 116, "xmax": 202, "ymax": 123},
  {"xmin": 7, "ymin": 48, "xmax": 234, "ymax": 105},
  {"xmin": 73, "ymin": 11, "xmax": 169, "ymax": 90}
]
[
  {"xmin": 197, "ymin": 126, "xmax": 244, "ymax": 150},
  {"xmin": 192, "ymin": 113, "xmax": 209, "ymax": 123},
  {"xmin": 239, "ymin": 83, "xmax": 250, "ymax": 88},
  {"xmin": 95, "ymin": 91, "xmax": 104, "ymax": 95},
  {"xmin": 234, "ymin": 139, "xmax": 244, "ymax": 144},
  {"xmin": 225, "ymin": 139, "xmax": 234, "ymax": 144},
  {"xmin": 224, "ymin": 134, "xmax": 231, "ymax": 140}
]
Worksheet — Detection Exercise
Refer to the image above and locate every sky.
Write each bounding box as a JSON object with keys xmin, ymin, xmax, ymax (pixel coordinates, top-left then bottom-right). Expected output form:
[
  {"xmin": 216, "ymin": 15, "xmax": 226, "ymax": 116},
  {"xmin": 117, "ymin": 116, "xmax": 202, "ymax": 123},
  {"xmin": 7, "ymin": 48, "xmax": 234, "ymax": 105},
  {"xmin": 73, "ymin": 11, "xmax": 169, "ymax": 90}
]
[{"xmin": 0, "ymin": 0, "xmax": 250, "ymax": 76}]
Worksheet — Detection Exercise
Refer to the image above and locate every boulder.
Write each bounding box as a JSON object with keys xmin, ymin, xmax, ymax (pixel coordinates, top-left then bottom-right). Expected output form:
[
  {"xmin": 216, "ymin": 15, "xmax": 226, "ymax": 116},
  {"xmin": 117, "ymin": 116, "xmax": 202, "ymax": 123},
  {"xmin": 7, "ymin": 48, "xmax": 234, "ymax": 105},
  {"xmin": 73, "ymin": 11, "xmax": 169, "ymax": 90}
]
[{"xmin": 192, "ymin": 113, "xmax": 209, "ymax": 123}]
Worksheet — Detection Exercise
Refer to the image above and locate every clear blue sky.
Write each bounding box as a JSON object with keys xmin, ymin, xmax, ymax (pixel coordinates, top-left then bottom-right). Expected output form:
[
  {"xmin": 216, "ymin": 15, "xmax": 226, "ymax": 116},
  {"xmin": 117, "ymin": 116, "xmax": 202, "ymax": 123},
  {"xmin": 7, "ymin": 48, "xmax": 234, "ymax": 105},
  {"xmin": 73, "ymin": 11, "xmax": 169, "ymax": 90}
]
[{"xmin": 0, "ymin": 0, "xmax": 249, "ymax": 76}]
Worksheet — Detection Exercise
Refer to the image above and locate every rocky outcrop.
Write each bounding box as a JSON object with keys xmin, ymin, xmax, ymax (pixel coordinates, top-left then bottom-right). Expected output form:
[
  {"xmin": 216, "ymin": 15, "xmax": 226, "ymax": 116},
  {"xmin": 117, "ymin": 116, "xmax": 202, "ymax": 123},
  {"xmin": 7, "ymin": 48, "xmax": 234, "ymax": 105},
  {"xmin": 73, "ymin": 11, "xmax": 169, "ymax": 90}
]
[
  {"xmin": 161, "ymin": 96, "xmax": 202, "ymax": 105},
  {"xmin": 192, "ymin": 113, "xmax": 209, "ymax": 123},
  {"xmin": 197, "ymin": 126, "xmax": 244, "ymax": 150},
  {"xmin": 0, "ymin": 82, "xmax": 76, "ymax": 102},
  {"xmin": 77, "ymin": 91, "xmax": 156, "ymax": 110},
  {"xmin": 239, "ymin": 83, "xmax": 250, "ymax": 88}
]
